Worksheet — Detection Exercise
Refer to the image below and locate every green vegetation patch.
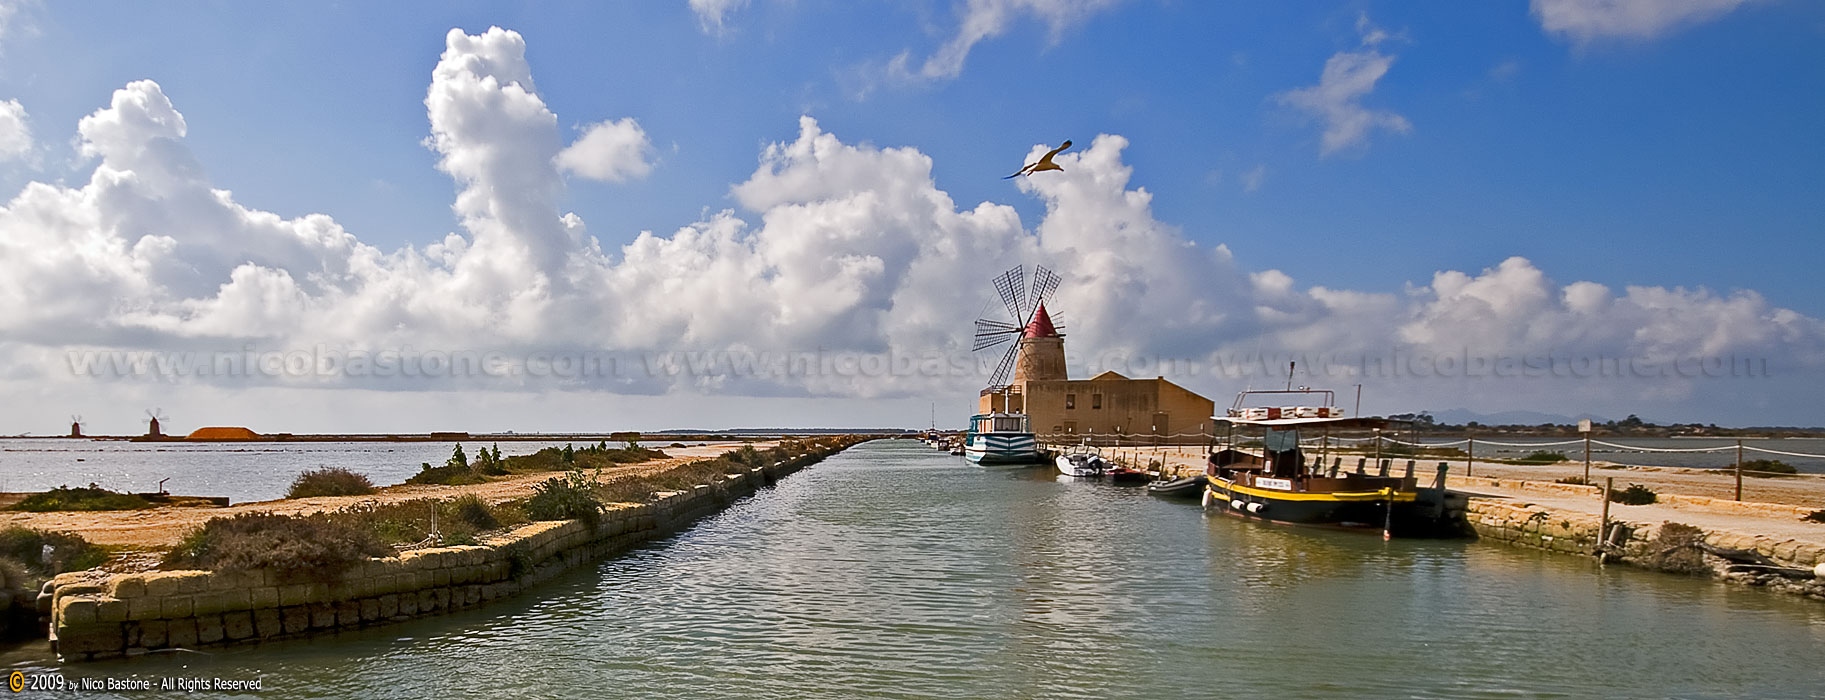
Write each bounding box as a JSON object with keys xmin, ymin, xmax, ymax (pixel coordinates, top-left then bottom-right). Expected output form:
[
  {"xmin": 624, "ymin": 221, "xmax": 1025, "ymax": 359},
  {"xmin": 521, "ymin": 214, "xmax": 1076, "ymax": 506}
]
[
  {"xmin": 524, "ymin": 468, "xmax": 606, "ymax": 527},
  {"xmin": 1738, "ymin": 459, "xmax": 1798, "ymax": 477},
  {"xmin": 10, "ymin": 484, "xmax": 150, "ymax": 512},
  {"xmin": 1608, "ymin": 483, "xmax": 1658, "ymax": 505},
  {"xmin": 407, "ymin": 443, "xmax": 507, "ymax": 486},
  {"xmin": 504, "ymin": 442, "xmax": 668, "ymax": 474},
  {"xmin": 163, "ymin": 513, "xmax": 390, "ymax": 581},
  {"xmin": 285, "ymin": 467, "xmax": 377, "ymax": 498},
  {"xmin": 0, "ymin": 526, "xmax": 108, "ymax": 579},
  {"xmin": 1505, "ymin": 450, "xmax": 1569, "ymax": 465}
]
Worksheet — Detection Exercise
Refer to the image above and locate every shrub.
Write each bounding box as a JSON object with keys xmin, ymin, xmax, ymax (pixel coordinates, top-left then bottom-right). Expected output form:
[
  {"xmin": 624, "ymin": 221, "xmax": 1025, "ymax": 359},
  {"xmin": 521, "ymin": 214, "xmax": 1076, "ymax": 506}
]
[
  {"xmin": 162, "ymin": 513, "xmax": 388, "ymax": 580},
  {"xmin": 1513, "ymin": 451, "xmax": 1569, "ymax": 465},
  {"xmin": 406, "ymin": 461, "xmax": 486, "ymax": 486},
  {"xmin": 1608, "ymin": 483, "xmax": 1658, "ymax": 505},
  {"xmin": 1804, "ymin": 509, "xmax": 1825, "ymax": 524},
  {"xmin": 503, "ymin": 444, "xmax": 667, "ymax": 474},
  {"xmin": 524, "ymin": 468, "xmax": 604, "ymax": 526},
  {"xmin": 472, "ymin": 444, "xmax": 507, "ymax": 476},
  {"xmin": 442, "ymin": 494, "xmax": 499, "ymax": 531},
  {"xmin": 10, "ymin": 484, "xmax": 148, "ymax": 512},
  {"xmin": 0, "ymin": 526, "xmax": 108, "ymax": 576},
  {"xmin": 1554, "ymin": 476, "xmax": 1589, "ymax": 486},
  {"xmin": 731, "ymin": 444, "xmax": 766, "ymax": 468},
  {"xmin": 1640, "ymin": 522, "xmax": 1709, "ymax": 575},
  {"xmin": 0, "ymin": 556, "xmax": 29, "ymax": 592},
  {"xmin": 1738, "ymin": 459, "xmax": 1798, "ymax": 477},
  {"xmin": 285, "ymin": 467, "xmax": 376, "ymax": 498}
]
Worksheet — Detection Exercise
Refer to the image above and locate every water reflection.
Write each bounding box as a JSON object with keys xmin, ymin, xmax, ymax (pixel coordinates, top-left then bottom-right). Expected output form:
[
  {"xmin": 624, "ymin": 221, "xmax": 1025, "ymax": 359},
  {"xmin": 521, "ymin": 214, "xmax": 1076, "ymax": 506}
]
[{"xmin": 4, "ymin": 440, "xmax": 1822, "ymax": 698}]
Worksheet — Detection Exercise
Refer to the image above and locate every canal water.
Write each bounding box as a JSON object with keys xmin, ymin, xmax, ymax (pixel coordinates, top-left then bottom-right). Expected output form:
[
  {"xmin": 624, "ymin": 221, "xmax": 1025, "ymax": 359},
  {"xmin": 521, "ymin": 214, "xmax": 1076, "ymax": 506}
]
[
  {"xmin": 0, "ymin": 439, "xmax": 710, "ymax": 504},
  {"xmin": 6, "ymin": 439, "xmax": 1825, "ymax": 698}
]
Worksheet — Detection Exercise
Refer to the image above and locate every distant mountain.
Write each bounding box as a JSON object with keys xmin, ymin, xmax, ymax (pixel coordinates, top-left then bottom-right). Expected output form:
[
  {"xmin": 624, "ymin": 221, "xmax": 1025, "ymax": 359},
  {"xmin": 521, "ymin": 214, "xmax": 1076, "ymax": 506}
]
[{"xmin": 1425, "ymin": 408, "xmax": 1615, "ymax": 426}]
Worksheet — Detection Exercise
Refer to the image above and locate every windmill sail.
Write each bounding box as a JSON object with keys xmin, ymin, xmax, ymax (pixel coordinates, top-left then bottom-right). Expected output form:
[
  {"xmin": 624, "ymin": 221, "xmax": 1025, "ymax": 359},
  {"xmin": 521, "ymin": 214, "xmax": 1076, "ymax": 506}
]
[{"xmin": 992, "ymin": 266, "xmax": 1026, "ymax": 328}]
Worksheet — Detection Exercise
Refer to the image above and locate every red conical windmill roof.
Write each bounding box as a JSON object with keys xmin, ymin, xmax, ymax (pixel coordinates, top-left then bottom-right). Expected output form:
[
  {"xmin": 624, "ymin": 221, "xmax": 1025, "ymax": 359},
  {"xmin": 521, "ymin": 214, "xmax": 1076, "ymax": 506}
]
[{"xmin": 1023, "ymin": 303, "xmax": 1059, "ymax": 338}]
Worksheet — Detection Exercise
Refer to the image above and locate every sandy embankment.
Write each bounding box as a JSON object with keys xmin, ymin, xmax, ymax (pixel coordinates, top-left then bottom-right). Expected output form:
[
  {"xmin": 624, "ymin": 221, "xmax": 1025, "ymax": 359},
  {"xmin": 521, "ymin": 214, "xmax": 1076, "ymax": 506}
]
[{"xmin": 0, "ymin": 442, "xmax": 762, "ymax": 550}]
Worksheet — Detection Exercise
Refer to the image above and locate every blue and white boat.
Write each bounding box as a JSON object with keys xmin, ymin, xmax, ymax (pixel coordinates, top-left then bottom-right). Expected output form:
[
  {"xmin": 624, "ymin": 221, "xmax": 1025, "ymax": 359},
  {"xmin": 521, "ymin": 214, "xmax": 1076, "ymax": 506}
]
[{"xmin": 963, "ymin": 412, "xmax": 1040, "ymax": 466}]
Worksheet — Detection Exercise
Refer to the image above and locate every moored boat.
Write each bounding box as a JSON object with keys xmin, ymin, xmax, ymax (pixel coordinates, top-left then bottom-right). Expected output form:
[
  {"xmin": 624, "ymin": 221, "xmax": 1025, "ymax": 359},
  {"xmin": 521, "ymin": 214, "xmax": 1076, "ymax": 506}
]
[
  {"xmin": 1202, "ymin": 388, "xmax": 1464, "ymax": 537},
  {"xmin": 1146, "ymin": 474, "xmax": 1206, "ymax": 498},
  {"xmin": 965, "ymin": 412, "xmax": 1040, "ymax": 466},
  {"xmin": 1107, "ymin": 465, "xmax": 1151, "ymax": 484},
  {"xmin": 1054, "ymin": 452, "xmax": 1107, "ymax": 477}
]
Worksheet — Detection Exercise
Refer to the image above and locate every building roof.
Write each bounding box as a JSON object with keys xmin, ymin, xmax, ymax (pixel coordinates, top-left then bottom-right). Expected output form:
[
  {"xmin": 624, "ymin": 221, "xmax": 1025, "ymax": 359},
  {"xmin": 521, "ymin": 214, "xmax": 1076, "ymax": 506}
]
[
  {"xmin": 1023, "ymin": 303, "xmax": 1059, "ymax": 338},
  {"xmin": 1089, "ymin": 370, "xmax": 1128, "ymax": 381}
]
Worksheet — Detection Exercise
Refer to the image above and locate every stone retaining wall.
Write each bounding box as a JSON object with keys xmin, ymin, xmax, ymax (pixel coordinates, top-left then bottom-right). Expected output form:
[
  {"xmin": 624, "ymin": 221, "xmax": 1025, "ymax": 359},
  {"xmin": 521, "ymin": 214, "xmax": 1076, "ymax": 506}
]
[
  {"xmin": 1464, "ymin": 497, "xmax": 1825, "ymax": 601},
  {"xmin": 44, "ymin": 444, "xmax": 851, "ymax": 661}
]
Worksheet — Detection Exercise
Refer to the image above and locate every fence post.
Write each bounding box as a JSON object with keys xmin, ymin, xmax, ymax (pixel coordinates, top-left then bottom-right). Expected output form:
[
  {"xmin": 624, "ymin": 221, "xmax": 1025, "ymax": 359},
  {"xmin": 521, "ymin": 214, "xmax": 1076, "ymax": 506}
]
[
  {"xmin": 1583, "ymin": 432, "xmax": 1592, "ymax": 483},
  {"xmin": 1599, "ymin": 476, "xmax": 1613, "ymax": 563},
  {"xmin": 1467, "ymin": 437, "xmax": 1474, "ymax": 478},
  {"xmin": 1735, "ymin": 439, "xmax": 1743, "ymax": 502}
]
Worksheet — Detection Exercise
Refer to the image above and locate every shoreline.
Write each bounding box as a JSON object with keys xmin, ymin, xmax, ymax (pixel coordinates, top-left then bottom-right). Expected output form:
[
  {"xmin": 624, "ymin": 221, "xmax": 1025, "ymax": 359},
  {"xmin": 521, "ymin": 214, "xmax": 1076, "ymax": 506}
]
[
  {"xmin": 1087, "ymin": 443, "xmax": 1825, "ymax": 602},
  {"xmin": 33, "ymin": 438, "xmax": 868, "ymax": 661}
]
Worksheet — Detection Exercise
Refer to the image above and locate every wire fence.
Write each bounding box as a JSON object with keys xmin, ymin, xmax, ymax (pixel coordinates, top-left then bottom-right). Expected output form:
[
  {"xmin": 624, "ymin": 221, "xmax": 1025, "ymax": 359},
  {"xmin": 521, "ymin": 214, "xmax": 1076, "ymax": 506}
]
[{"xmin": 1032, "ymin": 428, "xmax": 1825, "ymax": 481}]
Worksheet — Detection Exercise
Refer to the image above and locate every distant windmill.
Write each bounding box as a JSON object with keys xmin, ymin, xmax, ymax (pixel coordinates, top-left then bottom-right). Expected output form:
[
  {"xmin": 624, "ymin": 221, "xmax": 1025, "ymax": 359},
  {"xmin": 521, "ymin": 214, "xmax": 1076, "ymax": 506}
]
[
  {"xmin": 69, "ymin": 415, "xmax": 85, "ymax": 438},
  {"xmin": 144, "ymin": 408, "xmax": 168, "ymax": 438},
  {"xmin": 973, "ymin": 264, "xmax": 1062, "ymax": 390}
]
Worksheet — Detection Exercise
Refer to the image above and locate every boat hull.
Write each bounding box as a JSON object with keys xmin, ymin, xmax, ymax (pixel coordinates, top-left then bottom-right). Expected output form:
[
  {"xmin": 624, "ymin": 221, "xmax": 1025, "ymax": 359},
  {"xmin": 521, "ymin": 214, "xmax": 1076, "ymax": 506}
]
[
  {"xmin": 1147, "ymin": 475, "xmax": 1206, "ymax": 498},
  {"xmin": 1203, "ymin": 477, "xmax": 1422, "ymax": 531},
  {"xmin": 965, "ymin": 433, "xmax": 1039, "ymax": 465},
  {"xmin": 1054, "ymin": 454, "xmax": 1105, "ymax": 477}
]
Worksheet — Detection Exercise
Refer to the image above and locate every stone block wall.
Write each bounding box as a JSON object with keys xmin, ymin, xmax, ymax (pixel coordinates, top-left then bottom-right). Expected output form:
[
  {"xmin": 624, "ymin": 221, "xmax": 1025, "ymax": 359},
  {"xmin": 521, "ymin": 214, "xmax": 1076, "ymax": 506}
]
[{"xmin": 46, "ymin": 448, "xmax": 845, "ymax": 661}]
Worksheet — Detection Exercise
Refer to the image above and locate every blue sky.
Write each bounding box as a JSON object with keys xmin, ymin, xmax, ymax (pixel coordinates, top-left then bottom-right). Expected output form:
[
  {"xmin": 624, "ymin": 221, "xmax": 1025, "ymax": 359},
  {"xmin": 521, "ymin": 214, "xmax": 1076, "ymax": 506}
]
[{"xmin": 0, "ymin": 1, "xmax": 1822, "ymax": 431}]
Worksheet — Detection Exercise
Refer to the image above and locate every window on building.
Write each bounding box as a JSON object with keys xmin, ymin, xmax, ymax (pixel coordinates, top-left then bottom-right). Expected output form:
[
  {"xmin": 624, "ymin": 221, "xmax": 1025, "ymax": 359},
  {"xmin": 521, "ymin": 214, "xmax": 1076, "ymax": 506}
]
[
  {"xmin": 1092, "ymin": 393, "xmax": 1103, "ymax": 409},
  {"xmin": 1065, "ymin": 393, "xmax": 1076, "ymax": 409},
  {"xmin": 1064, "ymin": 421, "xmax": 1077, "ymax": 433}
]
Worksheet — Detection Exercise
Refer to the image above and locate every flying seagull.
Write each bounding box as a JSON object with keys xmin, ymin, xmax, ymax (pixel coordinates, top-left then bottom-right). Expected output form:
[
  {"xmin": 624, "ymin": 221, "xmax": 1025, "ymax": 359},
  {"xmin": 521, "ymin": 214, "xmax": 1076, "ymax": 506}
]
[{"xmin": 1004, "ymin": 140, "xmax": 1072, "ymax": 179}]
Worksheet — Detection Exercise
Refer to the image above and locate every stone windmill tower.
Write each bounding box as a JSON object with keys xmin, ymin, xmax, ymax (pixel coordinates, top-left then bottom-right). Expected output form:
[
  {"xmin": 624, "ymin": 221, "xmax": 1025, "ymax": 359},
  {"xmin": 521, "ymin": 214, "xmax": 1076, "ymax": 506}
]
[{"xmin": 973, "ymin": 265, "xmax": 1065, "ymax": 410}]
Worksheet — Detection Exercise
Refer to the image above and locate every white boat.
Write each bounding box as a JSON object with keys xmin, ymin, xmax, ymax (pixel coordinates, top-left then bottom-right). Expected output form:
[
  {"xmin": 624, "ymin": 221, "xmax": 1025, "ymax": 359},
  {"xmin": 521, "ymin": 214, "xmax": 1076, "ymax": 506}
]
[
  {"xmin": 963, "ymin": 412, "xmax": 1040, "ymax": 466},
  {"xmin": 1055, "ymin": 452, "xmax": 1107, "ymax": 477}
]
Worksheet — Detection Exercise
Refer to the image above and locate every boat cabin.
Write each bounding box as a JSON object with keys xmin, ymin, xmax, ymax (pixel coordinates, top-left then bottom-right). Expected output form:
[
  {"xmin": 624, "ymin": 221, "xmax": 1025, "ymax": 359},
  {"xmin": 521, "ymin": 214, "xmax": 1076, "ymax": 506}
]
[
  {"xmin": 1209, "ymin": 390, "xmax": 1416, "ymax": 494},
  {"xmin": 969, "ymin": 412, "xmax": 1031, "ymax": 434}
]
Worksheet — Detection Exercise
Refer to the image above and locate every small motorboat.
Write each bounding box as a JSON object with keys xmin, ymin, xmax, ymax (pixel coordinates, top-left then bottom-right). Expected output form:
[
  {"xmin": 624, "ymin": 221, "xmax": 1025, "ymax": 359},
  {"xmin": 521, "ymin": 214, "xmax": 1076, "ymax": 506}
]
[
  {"xmin": 1107, "ymin": 466, "xmax": 1152, "ymax": 484},
  {"xmin": 1146, "ymin": 474, "xmax": 1207, "ymax": 499},
  {"xmin": 1055, "ymin": 452, "xmax": 1107, "ymax": 477}
]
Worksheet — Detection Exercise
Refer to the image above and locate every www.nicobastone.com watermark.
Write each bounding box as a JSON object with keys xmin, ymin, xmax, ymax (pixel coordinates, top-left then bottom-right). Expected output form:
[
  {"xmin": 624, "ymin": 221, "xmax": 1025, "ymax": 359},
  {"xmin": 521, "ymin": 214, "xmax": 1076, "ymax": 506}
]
[{"xmin": 61, "ymin": 346, "xmax": 1772, "ymax": 383}]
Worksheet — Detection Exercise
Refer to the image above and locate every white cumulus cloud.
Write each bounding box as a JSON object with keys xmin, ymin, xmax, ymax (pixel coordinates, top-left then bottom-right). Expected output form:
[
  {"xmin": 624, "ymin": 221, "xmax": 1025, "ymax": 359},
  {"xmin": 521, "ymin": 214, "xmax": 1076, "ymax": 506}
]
[
  {"xmin": 0, "ymin": 25, "xmax": 1819, "ymax": 427},
  {"xmin": 557, "ymin": 117, "xmax": 656, "ymax": 183},
  {"xmin": 1275, "ymin": 16, "xmax": 1411, "ymax": 157},
  {"xmin": 888, "ymin": 0, "xmax": 1123, "ymax": 83},
  {"xmin": 1532, "ymin": 0, "xmax": 1750, "ymax": 43},
  {"xmin": 0, "ymin": 98, "xmax": 30, "ymax": 161}
]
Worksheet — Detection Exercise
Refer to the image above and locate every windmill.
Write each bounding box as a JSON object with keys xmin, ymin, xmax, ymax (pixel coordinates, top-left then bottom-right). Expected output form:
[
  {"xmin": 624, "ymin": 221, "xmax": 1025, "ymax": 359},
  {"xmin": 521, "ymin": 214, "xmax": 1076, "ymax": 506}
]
[
  {"xmin": 69, "ymin": 415, "xmax": 85, "ymax": 438},
  {"xmin": 973, "ymin": 264, "xmax": 1062, "ymax": 390},
  {"xmin": 144, "ymin": 408, "xmax": 168, "ymax": 438}
]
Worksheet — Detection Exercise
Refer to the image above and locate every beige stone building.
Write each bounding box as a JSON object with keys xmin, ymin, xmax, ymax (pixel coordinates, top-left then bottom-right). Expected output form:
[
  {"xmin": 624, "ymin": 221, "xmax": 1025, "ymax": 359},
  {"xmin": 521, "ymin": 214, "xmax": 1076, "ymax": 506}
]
[{"xmin": 978, "ymin": 304, "xmax": 1215, "ymax": 440}]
